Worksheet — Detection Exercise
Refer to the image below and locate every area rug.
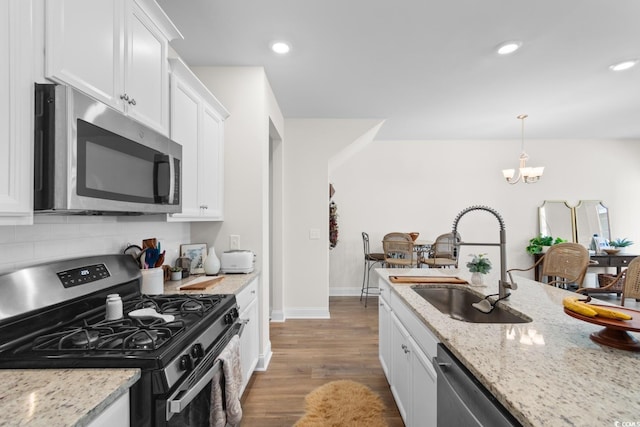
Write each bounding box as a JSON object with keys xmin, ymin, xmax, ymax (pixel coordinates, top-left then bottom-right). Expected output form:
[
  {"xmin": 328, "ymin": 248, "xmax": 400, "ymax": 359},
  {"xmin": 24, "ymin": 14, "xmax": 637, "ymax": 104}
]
[{"xmin": 294, "ymin": 380, "xmax": 388, "ymax": 427}]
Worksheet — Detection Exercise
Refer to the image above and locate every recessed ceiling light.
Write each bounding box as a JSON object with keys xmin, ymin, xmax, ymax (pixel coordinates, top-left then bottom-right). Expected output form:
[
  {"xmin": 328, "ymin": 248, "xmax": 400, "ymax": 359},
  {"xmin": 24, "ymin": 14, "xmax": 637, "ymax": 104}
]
[
  {"xmin": 496, "ymin": 41, "xmax": 522, "ymax": 55},
  {"xmin": 270, "ymin": 41, "xmax": 291, "ymax": 55},
  {"xmin": 609, "ymin": 60, "xmax": 638, "ymax": 71}
]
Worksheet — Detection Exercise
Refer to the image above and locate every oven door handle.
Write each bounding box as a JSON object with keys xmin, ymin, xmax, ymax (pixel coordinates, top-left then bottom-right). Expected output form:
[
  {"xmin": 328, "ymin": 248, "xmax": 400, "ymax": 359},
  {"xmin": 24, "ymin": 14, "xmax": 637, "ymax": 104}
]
[{"xmin": 166, "ymin": 320, "xmax": 246, "ymax": 419}]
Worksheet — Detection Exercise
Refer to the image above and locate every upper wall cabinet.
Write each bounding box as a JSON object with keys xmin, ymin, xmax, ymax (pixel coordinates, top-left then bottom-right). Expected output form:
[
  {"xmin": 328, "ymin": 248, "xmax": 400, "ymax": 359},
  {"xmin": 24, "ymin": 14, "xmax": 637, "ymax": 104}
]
[
  {"xmin": 167, "ymin": 58, "xmax": 230, "ymax": 222},
  {"xmin": 44, "ymin": 0, "xmax": 182, "ymax": 136},
  {"xmin": 0, "ymin": 0, "xmax": 34, "ymax": 225}
]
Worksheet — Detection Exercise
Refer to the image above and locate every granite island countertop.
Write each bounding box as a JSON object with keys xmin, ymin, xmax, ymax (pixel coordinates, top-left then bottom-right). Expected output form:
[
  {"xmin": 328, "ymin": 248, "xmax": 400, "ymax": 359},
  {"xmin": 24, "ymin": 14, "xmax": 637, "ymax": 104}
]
[
  {"xmin": 377, "ymin": 267, "xmax": 640, "ymax": 427},
  {"xmin": 0, "ymin": 369, "xmax": 140, "ymax": 427}
]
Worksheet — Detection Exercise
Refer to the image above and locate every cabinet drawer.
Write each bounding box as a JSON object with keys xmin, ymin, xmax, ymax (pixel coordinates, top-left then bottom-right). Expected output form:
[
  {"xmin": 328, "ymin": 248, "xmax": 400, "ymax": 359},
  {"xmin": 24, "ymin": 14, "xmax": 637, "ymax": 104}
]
[
  {"xmin": 378, "ymin": 276, "xmax": 391, "ymax": 302},
  {"xmin": 590, "ymin": 255, "xmax": 610, "ymax": 267},
  {"xmin": 236, "ymin": 278, "xmax": 258, "ymax": 312},
  {"xmin": 610, "ymin": 256, "xmax": 635, "ymax": 267},
  {"xmin": 390, "ymin": 292, "xmax": 439, "ymax": 360}
]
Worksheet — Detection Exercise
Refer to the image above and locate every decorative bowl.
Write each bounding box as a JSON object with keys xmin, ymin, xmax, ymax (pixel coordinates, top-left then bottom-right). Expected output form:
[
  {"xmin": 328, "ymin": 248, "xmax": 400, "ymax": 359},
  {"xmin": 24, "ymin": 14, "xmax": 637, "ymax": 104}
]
[
  {"xmin": 603, "ymin": 248, "xmax": 621, "ymax": 255},
  {"xmin": 409, "ymin": 232, "xmax": 419, "ymax": 241}
]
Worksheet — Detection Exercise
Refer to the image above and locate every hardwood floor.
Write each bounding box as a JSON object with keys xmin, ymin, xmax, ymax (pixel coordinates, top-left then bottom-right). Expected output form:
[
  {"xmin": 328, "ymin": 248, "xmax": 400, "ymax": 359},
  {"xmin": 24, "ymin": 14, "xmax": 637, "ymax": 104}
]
[{"xmin": 240, "ymin": 296, "xmax": 404, "ymax": 427}]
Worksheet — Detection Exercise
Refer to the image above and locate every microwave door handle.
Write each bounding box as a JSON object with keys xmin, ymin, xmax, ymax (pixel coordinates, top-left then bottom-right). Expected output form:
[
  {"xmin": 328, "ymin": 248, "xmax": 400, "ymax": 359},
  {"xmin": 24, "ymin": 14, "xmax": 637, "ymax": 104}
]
[
  {"xmin": 168, "ymin": 155, "xmax": 175, "ymax": 205},
  {"xmin": 153, "ymin": 154, "xmax": 171, "ymax": 203}
]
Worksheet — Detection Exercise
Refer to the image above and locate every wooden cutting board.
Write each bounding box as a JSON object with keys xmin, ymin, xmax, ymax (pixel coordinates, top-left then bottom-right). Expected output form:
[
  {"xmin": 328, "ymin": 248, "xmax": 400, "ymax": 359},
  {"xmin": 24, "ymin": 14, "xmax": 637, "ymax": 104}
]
[
  {"xmin": 179, "ymin": 276, "xmax": 224, "ymax": 290},
  {"xmin": 389, "ymin": 276, "xmax": 468, "ymax": 284}
]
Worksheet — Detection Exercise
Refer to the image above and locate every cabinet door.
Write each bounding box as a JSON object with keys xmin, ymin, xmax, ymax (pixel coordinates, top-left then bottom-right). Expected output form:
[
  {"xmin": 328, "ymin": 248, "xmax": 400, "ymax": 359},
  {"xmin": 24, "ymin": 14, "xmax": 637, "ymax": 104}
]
[
  {"xmin": 239, "ymin": 297, "xmax": 259, "ymax": 394},
  {"xmin": 168, "ymin": 77, "xmax": 200, "ymax": 218},
  {"xmin": 45, "ymin": 0, "xmax": 124, "ymax": 110},
  {"xmin": 125, "ymin": 0, "xmax": 169, "ymax": 134},
  {"xmin": 0, "ymin": 0, "xmax": 33, "ymax": 224},
  {"xmin": 390, "ymin": 312, "xmax": 411, "ymax": 424},
  {"xmin": 410, "ymin": 336, "xmax": 437, "ymax": 427},
  {"xmin": 198, "ymin": 104, "xmax": 224, "ymax": 220},
  {"xmin": 378, "ymin": 296, "xmax": 391, "ymax": 380}
]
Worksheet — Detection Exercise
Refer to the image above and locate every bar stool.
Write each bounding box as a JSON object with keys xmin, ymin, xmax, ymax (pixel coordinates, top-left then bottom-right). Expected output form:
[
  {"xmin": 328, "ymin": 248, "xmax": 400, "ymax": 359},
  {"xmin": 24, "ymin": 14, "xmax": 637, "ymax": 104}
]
[{"xmin": 361, "ymin": 232, "xmax": 385, "ymax": 307}]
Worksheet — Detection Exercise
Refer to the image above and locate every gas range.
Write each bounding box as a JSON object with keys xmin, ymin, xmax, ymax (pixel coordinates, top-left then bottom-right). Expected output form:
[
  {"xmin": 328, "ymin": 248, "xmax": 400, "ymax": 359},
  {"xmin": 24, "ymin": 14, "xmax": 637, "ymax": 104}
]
[{"xmin": 0, "ymin": 255, "xmax": 242, "ymax": 426}]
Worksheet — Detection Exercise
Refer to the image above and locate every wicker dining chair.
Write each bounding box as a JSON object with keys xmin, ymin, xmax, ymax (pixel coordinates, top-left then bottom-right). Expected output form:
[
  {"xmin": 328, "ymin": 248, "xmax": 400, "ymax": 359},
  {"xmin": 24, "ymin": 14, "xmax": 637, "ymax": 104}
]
[
  {"xmin": 382, "ymin": 232, "xmax": 414, "ymax": 268},
  {"xmin": 508, "ymin": 242, "xmax": 590, "ymax": 288},
  {"xmin": 577, "ymin": 256, "xmax": 640, "ymax": 306},
  {"xmin": 361, "ymin": 232, "xmax": 385, "ymax": 307},
  {"xmin": 420, "ymin": 232, "xmax": 460, "ymax": 268}
]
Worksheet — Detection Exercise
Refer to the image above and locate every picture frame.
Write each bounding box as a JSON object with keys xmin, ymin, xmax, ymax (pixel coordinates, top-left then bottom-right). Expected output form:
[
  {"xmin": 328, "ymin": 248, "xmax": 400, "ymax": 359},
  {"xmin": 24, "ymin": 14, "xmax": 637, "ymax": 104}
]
[{"xmin": 180, "ymin": 243, "xmax": 207, "ymax": 274}]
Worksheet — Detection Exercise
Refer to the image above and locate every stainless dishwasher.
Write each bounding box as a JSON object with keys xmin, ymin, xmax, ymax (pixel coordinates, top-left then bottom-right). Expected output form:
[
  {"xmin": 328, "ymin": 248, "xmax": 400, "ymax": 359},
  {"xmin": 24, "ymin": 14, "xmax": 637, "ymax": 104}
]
[{"xmin": 433, "ymin": 344, "xmax": 522, "ymax": 427}]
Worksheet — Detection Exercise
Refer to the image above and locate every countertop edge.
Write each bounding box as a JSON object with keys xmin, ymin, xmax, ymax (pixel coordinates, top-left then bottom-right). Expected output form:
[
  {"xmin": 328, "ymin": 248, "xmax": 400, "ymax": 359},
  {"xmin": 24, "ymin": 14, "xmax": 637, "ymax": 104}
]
[{"xmin": 75, "ymin": 369, "xmax": 142, "ymax": 427}]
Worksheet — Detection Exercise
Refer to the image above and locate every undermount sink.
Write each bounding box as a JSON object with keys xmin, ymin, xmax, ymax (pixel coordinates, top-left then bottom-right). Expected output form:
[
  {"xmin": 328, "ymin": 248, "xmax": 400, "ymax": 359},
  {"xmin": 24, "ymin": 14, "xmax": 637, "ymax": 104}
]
[{"xmin": 411, "ymin": 285, "xmax": 532, "ymax": 324}]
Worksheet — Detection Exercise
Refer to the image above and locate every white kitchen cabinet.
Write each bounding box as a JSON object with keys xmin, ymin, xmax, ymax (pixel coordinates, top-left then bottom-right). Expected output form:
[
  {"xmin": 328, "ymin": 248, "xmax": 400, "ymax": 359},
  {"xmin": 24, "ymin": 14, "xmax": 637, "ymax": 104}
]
[
  {"xmin": 378, "ymin": 275, "xmax": 438, "ymax": 427},
  {"xmin": 236, "ymin": 277, "xmax": 260, "ymax": 395},
  {"xmin": 378, "ymin": 296, "xmax": 391, "ymax": 379},
  {"xmin": 0, "ymin": 0, "xmax": 33, "ymax": 225},
  {"xmin": 167, "ymin": 58, "xmax": 229, "ymax": 221},
  {"xmin": 87, "ymin": 390, "xmax": 130, "ymax": 427},
  {"xmin": 45, "ymin": 0, "xmax": 180, "ymax": 135},
  {"xmin": 390, "ymin": 312, "xmax": 411, "ymax": 423},
  {"xmin": 410, "ymin": 334, "xmax": 437, "ymax": 427}
]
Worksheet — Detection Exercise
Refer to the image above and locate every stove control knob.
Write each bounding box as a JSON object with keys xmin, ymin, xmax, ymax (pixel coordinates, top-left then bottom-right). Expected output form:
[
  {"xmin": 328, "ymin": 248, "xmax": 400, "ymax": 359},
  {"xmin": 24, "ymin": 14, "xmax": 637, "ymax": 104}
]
[
  {"xmin": 191, "ymin": 343, "xmax": 205, "ymax": 359},
  {"xmin": 224, "ymin": 313, "xmax": 233, "ymax": 324},
  {"xmin": 179, "ymin": 354, "xmax": 194, "ymax": 372}
]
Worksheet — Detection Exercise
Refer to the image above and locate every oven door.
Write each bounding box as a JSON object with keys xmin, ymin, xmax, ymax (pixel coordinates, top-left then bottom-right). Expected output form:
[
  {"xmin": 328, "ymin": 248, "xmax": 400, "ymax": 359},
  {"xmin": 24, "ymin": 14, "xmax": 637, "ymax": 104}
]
[{"xmin": 159, "ymin": 319, "xmax": 247, "ymax": 427}]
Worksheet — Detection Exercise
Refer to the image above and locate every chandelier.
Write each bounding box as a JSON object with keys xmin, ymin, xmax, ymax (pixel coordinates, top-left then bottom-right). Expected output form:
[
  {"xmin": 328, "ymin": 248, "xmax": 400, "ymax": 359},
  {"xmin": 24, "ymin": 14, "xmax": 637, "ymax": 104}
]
[{"xmin": 502, "ymin": 114, "xmax": 544, "ymax": 184}]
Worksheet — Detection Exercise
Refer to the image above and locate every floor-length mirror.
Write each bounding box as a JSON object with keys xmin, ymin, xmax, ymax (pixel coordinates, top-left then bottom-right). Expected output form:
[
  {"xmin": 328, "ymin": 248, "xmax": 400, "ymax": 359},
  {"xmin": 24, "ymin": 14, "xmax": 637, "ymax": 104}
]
[
  {"xmin": 538, "ymin": 201, "xmax": 574, "ymax": 242},
  {"xmin": 574, "ymin": 200, "xmax": 611, "ymax": 245}
]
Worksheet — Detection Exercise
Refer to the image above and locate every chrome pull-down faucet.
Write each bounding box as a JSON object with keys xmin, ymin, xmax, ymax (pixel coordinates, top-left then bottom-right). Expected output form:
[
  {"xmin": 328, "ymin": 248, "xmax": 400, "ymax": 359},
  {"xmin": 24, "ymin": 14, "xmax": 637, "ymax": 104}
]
[{"xmin": 452, "ymin": 205, "xmax": 517, "ymax": 300}]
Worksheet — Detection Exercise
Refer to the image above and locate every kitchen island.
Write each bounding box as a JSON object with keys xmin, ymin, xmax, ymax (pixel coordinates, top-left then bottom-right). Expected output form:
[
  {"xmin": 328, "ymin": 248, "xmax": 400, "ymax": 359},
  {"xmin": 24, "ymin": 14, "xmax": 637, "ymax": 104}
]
[
  {"xmin": 377, "ymin": 267, "xmax": 640, "ymax": 426},
  {"xmin": 0, "ymin": 368, "xmax": 140, "ymax": 426}
]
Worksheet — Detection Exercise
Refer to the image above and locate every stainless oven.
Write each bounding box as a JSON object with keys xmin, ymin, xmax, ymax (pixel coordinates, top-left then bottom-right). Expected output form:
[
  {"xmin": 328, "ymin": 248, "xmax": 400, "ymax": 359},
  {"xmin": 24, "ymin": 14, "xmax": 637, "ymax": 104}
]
[
  {"xmin": 0, "ymin": 255, "xmax": 243, "ymax": 427},
  {"xmin": 34, "ymin": 84, "xmax": 181, "ymax": 215}
]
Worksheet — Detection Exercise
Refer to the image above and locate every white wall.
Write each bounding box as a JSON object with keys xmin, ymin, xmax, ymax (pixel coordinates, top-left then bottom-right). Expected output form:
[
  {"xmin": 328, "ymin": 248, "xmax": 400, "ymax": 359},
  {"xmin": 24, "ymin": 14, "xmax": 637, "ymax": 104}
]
[
  {"xmin": 190, "ymin": 66, "xmax": 283, "ymax": 369},
  {"xmin": 282, "ymin": 119, "xmax": 383, "ymax": 317},
  {"xmin": 0, "ymin": 215, "xmax": 190, "ymax": 274},
  {"xmin": 330, "ymin": 138, "xmax": 640, "ymax": 293}
]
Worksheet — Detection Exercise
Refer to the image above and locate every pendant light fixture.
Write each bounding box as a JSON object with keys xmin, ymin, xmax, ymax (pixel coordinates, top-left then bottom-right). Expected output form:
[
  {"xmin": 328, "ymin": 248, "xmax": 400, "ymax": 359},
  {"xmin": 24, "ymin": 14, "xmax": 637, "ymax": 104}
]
[{"xmin": 502, "ymin": 114, "xmax": 544, "ymax": 184}]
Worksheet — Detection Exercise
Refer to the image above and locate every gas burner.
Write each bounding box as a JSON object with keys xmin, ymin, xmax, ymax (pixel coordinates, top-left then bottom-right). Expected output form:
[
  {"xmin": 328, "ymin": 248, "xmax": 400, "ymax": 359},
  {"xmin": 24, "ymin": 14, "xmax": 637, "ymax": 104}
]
[
  {"xmin": 66, "ymin": 330, "xmax": 100, "ymax": 349},
  {"xmin": 127, "ymin": 330, "xmax": 159, "ymax": 349}
]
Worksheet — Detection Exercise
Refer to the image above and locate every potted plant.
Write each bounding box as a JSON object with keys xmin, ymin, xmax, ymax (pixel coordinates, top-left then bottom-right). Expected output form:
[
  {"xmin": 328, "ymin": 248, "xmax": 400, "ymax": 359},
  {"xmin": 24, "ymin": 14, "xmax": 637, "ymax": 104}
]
[
  {"xmin": 526, "ymin": 235, "xmax": 567, "ymax": 255},
  {"xmin": 609, "ymin": 238, "xmax": 634, "ymax": 253},
  {"xmin": 466, "ymin": 253, "xmax": 492, "ymax": 285},
  {"xmin": 170, "ymin": 266, "xmax": 183, "ymax": 281}
]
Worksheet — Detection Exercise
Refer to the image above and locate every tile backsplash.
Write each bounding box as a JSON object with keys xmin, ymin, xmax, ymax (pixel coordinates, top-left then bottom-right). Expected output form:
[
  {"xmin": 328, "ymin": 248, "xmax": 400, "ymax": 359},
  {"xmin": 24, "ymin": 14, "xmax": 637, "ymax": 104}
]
[{"xmin": 0, "ymin": 215, "xmax": 191, "ymax": 274}]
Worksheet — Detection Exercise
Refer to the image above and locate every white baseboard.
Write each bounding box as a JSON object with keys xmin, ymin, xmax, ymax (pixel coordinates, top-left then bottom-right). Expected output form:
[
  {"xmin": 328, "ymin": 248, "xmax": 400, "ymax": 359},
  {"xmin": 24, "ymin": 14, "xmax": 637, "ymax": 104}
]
[
  {"xmin": 256, "ymin": 340, "xmax": 272, "ymax": 371},
  {"xmin": 330, "ymin": 286, "xmax": 379, "ymax": 297},
  {"xmin": 270, "ymin": 309, "xmax": 286, "ymax": 322},
  {"xmin": 285, "ymin": 307, "xmax": 330, "ymax": 319}
]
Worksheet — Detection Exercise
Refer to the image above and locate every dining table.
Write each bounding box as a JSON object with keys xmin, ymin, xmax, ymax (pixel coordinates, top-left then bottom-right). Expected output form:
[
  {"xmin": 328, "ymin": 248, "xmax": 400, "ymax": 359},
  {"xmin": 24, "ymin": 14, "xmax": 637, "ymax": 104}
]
[{"xmin": 412, "ymin": 239, "xmax": 432, "ymax": 267}]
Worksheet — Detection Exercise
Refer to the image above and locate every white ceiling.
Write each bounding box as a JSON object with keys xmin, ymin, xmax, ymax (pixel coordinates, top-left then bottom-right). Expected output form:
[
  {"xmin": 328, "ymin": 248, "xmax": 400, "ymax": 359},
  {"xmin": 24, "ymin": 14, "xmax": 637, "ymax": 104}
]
[{"xmin": 157, "ymin": 0, "xmax": 640, "ymax": 140}]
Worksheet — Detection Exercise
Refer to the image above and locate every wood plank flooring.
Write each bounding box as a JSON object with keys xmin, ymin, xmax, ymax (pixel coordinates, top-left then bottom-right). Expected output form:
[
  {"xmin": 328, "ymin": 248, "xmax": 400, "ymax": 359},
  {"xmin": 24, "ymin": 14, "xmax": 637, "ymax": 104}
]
[{"xmin": 240, "ymin": 296, "xmax": 404, "ymax": 427}]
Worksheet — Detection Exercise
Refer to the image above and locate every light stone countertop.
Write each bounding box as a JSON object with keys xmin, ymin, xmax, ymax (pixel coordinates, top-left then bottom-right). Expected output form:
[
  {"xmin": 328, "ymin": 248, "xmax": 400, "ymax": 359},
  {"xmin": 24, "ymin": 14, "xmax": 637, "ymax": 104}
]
[
  {"xmin": 0, "ymin": 272, "xmax": 257, "ymax": 427},
  {"xmin": 0, "ymin": 369, "xmax": 140, "ymax": 427},
  {"xmin": 377, "ymin": 267, "xmax": 640, "ymax": 427},
  {"xmin": 163, "ymin": 271, "xmax": 259, "ymax": 295}
]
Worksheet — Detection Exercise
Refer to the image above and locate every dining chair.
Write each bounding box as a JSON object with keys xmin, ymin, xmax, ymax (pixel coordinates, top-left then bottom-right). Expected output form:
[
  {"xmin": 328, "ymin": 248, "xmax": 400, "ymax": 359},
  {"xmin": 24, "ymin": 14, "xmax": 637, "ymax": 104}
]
[
  {"xmin": 361, "ymin": 232, "xmax": 386, "ymax": 307},
  {"xmin": 420, "ymin": 232, "xmax": 460, "ymax": 268},
  {"xmin": 508, "ymin": 242, "xmax": 590, "ymax": 288},
  {"xmin": 576, "ymin": 256, "xmax": 640, "ymax": 306},
  {"xmin": 382, "ymin": 232, "xmax": 414, "ymax": 269}
]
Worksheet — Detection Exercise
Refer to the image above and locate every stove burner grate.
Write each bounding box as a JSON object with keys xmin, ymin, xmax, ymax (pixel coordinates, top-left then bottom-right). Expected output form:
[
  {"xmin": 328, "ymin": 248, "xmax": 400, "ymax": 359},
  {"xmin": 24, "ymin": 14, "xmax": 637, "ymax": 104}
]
[{"xmin": 31, "ymin": 317, "xmax": 185, "ymax": 352}]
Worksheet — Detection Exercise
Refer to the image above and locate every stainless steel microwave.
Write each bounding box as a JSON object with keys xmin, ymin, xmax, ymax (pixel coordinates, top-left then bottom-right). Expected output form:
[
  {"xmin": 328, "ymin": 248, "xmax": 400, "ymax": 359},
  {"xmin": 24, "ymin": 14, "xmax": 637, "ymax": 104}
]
[{"xmin": 34, "ymin": 84, "xmax": 181, "ymax": 215}]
